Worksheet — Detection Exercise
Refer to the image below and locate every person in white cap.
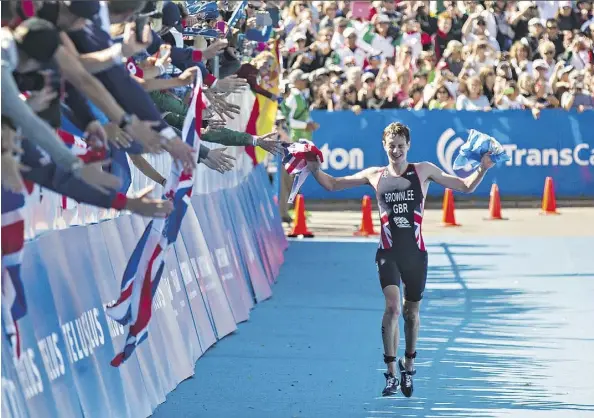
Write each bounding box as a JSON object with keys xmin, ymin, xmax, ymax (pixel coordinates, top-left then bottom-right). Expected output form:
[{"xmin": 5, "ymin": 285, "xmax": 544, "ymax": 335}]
[{"xmin": 331, "ymin": 27, "xmax": 367, "ymax": 68}]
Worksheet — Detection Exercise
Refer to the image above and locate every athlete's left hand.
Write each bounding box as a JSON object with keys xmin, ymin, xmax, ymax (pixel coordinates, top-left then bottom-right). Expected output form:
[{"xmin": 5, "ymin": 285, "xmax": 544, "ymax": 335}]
[{"xmin": 480, "ymin": 152, "xmax": 495, "ymax": 170}]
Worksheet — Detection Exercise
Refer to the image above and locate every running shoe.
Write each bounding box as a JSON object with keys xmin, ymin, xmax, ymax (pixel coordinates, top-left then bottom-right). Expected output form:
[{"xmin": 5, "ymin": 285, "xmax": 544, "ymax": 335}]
[
  {"xmin": 398, "ymin": 358, "xmax": 415, "ymax": 398},
  {"xmin": 382, "ymin": 372, "xmax": 399, "ymax": 396}
]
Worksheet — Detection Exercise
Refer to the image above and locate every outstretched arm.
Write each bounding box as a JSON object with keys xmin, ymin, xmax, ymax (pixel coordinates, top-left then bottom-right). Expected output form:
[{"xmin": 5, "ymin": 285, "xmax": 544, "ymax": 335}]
[
  {"xmin": 419, "ymin": 154, "xmax": 494, "ymax": 193},
  {"xmin": 307, "ymin": 160, "xmax": 380, "ymax": 192}
]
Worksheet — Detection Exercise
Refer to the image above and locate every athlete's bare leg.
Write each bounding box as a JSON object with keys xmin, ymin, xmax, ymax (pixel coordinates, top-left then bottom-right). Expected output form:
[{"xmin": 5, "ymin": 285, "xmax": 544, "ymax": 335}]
[
  {"xmin": 382, "ymin": 285, "xmax": 401, "ymax": 375},
  {"xmin": 402, "ymin": 299, "xmax": 421, "ymax": 371}
]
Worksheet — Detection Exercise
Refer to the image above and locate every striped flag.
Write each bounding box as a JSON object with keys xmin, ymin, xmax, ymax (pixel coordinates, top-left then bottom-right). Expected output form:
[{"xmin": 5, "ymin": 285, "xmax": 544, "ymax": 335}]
[
  {"xmin": 1, "ymin": 188, "xmax": 28, "ymax": 360},
  {"xmin": 281, "ymin": 139, "xmax": 323, "ymax": 204},
  {"xmin": 106, "ymin": 72, "xmax": 205, "ymax": 367}
]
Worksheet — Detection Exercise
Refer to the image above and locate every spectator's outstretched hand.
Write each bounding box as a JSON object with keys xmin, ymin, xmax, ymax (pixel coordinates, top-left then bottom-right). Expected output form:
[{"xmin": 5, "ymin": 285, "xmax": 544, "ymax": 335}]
[
  {"xmin": 202, "ymin": 147, "xmax": 236, "ymax": 173},
  {"xmin": 202, "ymin": 39, "xmax": 228, "ymax": 61},
  {"xmin": 254, "ymin": 131, "xmax": 284, "ymax": 156},
  {"xmin": 124, "ymin": 116, "xmax": 165, "ymax": 154},
  {"xmin": 103, "ymin": 122, "xmax": 132, "ymax": 149},
  {"xmin": 205, "ymin": 91, "xmax": 242, "ymax": 120},
  {"xmin": 162, "ymin": 138, "xmax": 197, "ymax": 173},
  {"xmin": 212, "ymin": 75, "xmax": 249, "ymax": 93},
  {"xmin": 77, "ymin": 160, "xmax": 122, "ymax": 194},
  {"xmin": 126, "ymin": 186, "xmax": 174, "ymax": 218},
  {"xmin": 26, "ymin": 86, "xmax": 58, "ymax": 113}
]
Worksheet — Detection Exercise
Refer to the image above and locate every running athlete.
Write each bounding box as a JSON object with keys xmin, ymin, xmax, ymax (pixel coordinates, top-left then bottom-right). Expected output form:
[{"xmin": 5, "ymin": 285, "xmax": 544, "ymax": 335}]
[{"xmin": 306, "ymin": 122, "xmax": 494, "ymax": 397}]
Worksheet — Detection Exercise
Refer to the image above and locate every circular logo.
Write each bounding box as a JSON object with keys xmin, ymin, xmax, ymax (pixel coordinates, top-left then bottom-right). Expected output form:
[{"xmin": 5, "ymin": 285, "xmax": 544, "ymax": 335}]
[{"xmin": 436, "ymin": 128, "xmax": 467, "ymax": 176}]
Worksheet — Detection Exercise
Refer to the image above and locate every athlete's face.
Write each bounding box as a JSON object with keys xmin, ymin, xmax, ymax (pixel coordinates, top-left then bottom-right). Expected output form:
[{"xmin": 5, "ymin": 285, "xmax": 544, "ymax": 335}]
[{"xmin": 383, "ymin": 135, "xmax": 410, "ymax": 165}]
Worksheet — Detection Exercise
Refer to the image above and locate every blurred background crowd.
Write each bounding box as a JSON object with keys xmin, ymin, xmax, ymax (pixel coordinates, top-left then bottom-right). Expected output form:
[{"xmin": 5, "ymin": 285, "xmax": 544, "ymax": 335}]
[{"xmin": 264, "ymin": 0, "xmax": 594, "ymax": 116}]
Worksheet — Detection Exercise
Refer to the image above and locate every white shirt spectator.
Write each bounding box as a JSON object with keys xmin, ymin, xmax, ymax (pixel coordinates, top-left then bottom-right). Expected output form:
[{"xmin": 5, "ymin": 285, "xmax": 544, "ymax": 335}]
[
  {"xmin": 456, "ymin": 94, "xmax": 491, "ymax": 110},
  {"xmin": 497, "ymin": 95, "xmax": 530, "ymax": 109}
]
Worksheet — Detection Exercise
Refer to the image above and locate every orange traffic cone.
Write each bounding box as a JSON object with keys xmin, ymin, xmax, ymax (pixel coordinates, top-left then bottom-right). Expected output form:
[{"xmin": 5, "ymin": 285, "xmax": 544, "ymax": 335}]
[
  {"xmin": 442, "ymin": 188, "xmax": 460, "ymax": 227},
  {"xmin": 541, "ymin": 177, "xmax": 559, "ymax": 215},
  {"xmin": 486, "ymin": 183, "xmax": 506, "ymax": 220},
  {"xmin": 288, "ymin": 194, "xmax": 314, "ymax": 237},
  {"xmin": 354, "ymin": 195, "xmax": 378, "ymax": 236}
]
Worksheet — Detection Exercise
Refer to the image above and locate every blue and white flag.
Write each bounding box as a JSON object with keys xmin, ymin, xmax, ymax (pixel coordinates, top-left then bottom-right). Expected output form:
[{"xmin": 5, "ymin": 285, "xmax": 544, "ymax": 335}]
[
  {"xmin": 453, "ymin": 129, "xmax": 510, "ymax": 172},
  {"xmin": 106, "ymin": 71, "xmax": 205, "ymax": 367}
]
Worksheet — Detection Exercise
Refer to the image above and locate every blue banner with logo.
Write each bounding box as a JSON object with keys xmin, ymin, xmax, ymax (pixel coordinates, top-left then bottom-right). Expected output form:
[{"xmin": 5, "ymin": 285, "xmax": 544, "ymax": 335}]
[
  {"xmin": 304, "ymin": 109, "xmax": 594, "ymax": 199},
  {"xmin": 2, "ymin": 168, "xmax": 284, "ymax": 418},
  {"xmin": 191, "ymin": 195, "xmax": 252, "ymax": 324}
]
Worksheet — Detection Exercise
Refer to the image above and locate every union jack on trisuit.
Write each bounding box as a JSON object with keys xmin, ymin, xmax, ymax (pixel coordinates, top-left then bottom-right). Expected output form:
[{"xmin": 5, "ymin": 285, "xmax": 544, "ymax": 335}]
[
  {"xmin": 281, "ymin": 139, "xmax": 323, "ymax": 204},
  {"xmin": 106, "ymin": 72, "xmax": 205, "ymax": 368}
]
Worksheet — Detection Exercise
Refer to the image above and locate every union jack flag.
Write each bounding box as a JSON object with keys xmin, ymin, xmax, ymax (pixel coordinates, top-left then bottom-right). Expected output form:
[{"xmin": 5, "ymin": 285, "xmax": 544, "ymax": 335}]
[
  {"xmin": 1, "ymin": 188, "xmax": 28, "ymax": 360},
  {"xmin": 281, "ymin": 139, "xmax": 323, "ymax": 204},
  {"xmin": 106, "ymin": 72, "xmax": 205, "ymax": 367}
]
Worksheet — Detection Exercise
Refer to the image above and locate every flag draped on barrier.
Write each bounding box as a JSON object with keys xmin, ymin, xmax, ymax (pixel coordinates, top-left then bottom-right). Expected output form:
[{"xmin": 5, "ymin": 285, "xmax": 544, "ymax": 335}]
[
  {"xmin": 1, "ymin": 189, "xmax": 28, "ymax": 360},
  {"xmin": 282, "ymin": 139, "xmax": 323, "ymax": 204},
  {"xmin": 106, "ymin": 72, "xmax": 205, "ymax": 367}
]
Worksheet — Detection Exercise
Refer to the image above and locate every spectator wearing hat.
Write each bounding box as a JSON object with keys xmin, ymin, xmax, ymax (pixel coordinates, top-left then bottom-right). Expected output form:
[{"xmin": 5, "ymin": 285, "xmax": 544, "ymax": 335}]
[
  {"xmin": 331, "ymin": 17, "xmax": 349, "ymax": 50},
  {"xmin": 331, "ymin": 27, "xmax": 367, "ymax": 68},
  {"xmin": 282, "ymin": 69, "xmax": 318, "ymax": 142},
  {"xmin": 360, "ymin": 14, "xmax": 397, "ymax": 59},
  {"xmin": 556, "ymin": 0, "xmax": 581, "ymax": 31}
]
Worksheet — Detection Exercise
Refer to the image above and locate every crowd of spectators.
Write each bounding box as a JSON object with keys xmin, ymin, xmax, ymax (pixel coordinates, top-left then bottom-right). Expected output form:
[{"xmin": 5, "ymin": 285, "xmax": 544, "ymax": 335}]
[{"xmin": 270, "ymin": 0, "xmax": 594, "ymax": 114}]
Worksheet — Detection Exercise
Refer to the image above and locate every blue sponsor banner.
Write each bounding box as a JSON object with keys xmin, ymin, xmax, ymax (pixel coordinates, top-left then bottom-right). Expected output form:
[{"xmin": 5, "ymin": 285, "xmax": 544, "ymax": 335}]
[
  {"xmin": 2, "ymin": 323, "xmax": 31, "ymax": 418},
  {"xmin": 304, "ymin": 109, "xmax": 594, "ymax": 199},
  {"xmin": 209, "ymin": 190, "xmax": 257, "ymax": 309},
  {"xmin": 85, "ymin": 223, "xmax": 153, "ymax": 418},
  {"xmin": 4, "ymin": 166, "xmax": 284, "ymax": 417},
  {"xmin": 99, "ymin": 219, "xmax": 167, "ymax": 410},
  {"xmin": 253, "ymin": 165, "xmax": 288, "ymax": 254},
  {"xmin": 178, "ymin": 207, "xmax": 237, "ymax": 340},
  {"xmin": 35, "ymin": 230, "xmax": 129, "ymax": 418},
  {"xmin": 171, "ymin": 233, "xmax": 218, "ymax": 353},
  {"xmin": 17, "ymin": 240, "xmax": 82, "ymax": 418},
  {"xmin": 191, "ymin": 195, "xmax": 251, "ymax": 324},
  {"xmin": 221, "ymin": 187, "xmax": 273, "ymax": 303}
]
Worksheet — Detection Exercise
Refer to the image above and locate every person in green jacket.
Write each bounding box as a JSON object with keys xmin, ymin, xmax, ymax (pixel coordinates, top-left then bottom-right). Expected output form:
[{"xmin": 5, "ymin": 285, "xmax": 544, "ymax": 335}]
[{"xmin": 284, "ymin": 69, "xmax": 319, "ymax": 142}]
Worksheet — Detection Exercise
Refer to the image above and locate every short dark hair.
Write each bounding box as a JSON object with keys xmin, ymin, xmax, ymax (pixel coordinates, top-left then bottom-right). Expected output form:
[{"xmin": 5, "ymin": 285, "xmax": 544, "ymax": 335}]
[
  {"xmin": 108, "ymin": 0, "xmax": 147, "ymax": 16},
  {"xmin": 383, "ymin": 122, "xmax": 410, "ymax": 144},
  {"xmin": 13, "ymin": 17, "xmax": 60, "ymax": 63}
]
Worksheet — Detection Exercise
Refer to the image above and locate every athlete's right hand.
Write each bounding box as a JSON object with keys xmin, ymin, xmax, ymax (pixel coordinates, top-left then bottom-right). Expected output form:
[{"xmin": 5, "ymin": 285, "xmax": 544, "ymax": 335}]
[
  {"xmin": 480, "ymin": 152, "xmax": 495, "ymax": 170},
  {"xmin": 76, "ymin": 160, "xmax": 122, "ymax": 194},
  {"xmin": 306, "ymin": 159, "xmax": 321, "ymax": 171}
]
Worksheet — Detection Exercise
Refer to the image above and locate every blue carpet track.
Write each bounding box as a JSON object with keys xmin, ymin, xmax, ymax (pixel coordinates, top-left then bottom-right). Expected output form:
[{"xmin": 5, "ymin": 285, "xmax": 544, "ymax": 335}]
[{"xmin": 153, "ymin": 236, "xmax": 594, "ymax": 418}]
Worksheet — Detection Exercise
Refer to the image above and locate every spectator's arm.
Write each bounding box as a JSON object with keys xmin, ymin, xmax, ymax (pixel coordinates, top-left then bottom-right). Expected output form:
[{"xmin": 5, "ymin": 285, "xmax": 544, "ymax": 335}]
[
  {"xmin": 54, "ymin": 45, "xmax": 126, "ymax": 124},
  {"xmin": 202, "ymin": 127, "xmax": 253, "ymax": 146},
  {"xmin": 561, "ymin": 91, "xmax": 575, "ymax": 110},
  {"xmin": 129, "ymin": 154, "xmax": 166, "ymax": 186},
  {"xmin": 59, "ymin": 32, "xmax": 123, "ymax": 74},
  {"xmin": 0, "ymin": 64, "xmax": 80, "ymax": 170}
]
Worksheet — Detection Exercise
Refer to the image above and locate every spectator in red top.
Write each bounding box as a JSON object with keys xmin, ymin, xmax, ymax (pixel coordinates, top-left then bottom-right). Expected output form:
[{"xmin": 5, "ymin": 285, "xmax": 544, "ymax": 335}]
[{"xmin": 432, "ymin": 12, "xmax": 455, "ymax": 62}]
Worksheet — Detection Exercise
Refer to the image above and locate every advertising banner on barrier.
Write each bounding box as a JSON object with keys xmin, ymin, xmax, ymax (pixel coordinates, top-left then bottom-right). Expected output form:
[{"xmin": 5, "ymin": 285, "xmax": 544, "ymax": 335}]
[
  {"xmin": 36, "ymin": 230, "xmax": 129, "ymax": 418},
  {"xmin": 253, "ymin": 165, "xmax": 289, "ymax": 255},
  {"xmin": 191, "ymin": 195, "xmax": 251, "ymax": 324},
  {"xmin": 2, "ymin": 325, "xmax": 31, "ymax": 418},
  {"xmin": 179, "ymin": 207, "xmax": 237, "ymax": 340},
  {"xmin": 85, "ymin": 223, "xmax": 153, "ymax": 418},
  {"xmin": 11, "ymin": 241, "xmax": 81, "ymax": 418},
  {"xmin": 237, "ymin": 183, "xmax": 275, "ymax": 285},
  {"xmin": 303, "ymin": 109, "xmax": 594, "ymax": 199},
  {"xmin": 242, "ymin": 178, "xmax": 280, "ymax": 282},
  {"xmin": 171, "ymin": 234, "xmax": 218, "ymax": 354},
  {"xmin": 222, "ymin": 188, "xmax": 273, "ymax": 303},
  {"xmin": 99, "ymin": 219, "xmax": 168, "ymax": 410}
]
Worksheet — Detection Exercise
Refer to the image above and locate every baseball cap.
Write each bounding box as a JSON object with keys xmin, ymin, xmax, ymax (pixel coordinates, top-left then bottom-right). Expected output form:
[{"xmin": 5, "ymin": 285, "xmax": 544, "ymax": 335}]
[
  {"xmin": 288, "ymin": 69, "xmax": 309, "ymax": 84},
  {"xmin": 13, "ymin": 17, "xmax": 60, "ymax": 63},
  {"xmin": 162, "ymin": 1, "xmax": 183, "ymax": 32}
]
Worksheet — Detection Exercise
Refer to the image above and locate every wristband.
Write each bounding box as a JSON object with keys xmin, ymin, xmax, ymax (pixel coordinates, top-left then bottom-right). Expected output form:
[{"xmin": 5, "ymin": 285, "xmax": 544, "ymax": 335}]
[
  {"xmin": 252, "ymin": 136, "xmax": 258, "ymax": 147},
  {"xmin": 160, "ymin": 126, "xmax": 177, "ymax": 144},
  {"xmin": 111, "ymin": 192, "xmax": 128, "ymax": 210}
]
